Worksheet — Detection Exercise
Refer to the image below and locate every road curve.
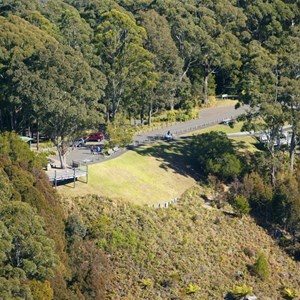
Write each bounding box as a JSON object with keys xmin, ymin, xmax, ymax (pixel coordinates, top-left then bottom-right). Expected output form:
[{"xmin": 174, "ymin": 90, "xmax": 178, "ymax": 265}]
[{"xmin": 61, "ymin": 104, "xmax": 248, "ymax": 166}]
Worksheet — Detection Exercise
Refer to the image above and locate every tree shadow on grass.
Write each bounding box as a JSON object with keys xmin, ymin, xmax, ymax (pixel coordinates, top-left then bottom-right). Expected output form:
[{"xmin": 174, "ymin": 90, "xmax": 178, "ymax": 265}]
[{"xmin": 133, "ymin": 138, "xmax": 201, "ymax": 181}]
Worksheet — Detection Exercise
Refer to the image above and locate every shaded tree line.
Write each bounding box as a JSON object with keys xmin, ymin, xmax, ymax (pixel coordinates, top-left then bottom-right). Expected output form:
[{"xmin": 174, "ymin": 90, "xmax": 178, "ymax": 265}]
[{"xmin": 0, "ymin": 1, "xmax": 299, "ymax": 149}]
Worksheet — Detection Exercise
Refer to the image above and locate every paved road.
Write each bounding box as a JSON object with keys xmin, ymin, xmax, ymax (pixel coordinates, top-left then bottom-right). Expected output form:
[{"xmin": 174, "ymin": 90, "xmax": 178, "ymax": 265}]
[
  {"xmin": 134, "ymin": 104, "xmax": 248, "ymax": 144},
  {"xmin": 53, "ymin": 104, "xmax": 248, "ymax": 166}
]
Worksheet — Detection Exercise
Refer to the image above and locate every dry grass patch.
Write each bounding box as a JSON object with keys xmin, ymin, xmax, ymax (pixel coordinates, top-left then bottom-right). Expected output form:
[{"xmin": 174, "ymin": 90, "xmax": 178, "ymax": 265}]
[{"xmin": 62, "ymin": 187, "xmax": 300, "ymax": 299}]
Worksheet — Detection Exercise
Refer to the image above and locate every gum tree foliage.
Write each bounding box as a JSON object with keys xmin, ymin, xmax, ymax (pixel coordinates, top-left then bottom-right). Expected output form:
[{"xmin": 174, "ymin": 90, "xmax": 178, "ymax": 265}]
[
  {"xmin": 0, "ymin": 201, "xmax": 58, "ymax": 298},
  {"xmin": 106, "ymin": 113, "xmax": 134, "ymax": 147},
  {"xmin": 272, "ymin": 174, "xmax": 300, "ymax": 232},
  {"xmin": 237, "ymin": 1, "xmax": 300, "ymax": 181},
  {"xmin": 279, "ymin": 30, "xmax": 300, "ymax": 171},
  {"xmin": 139, "ymin": 9, "xmax": 185, "ymax": 121},
  {"xmin": 239, "ymin": 41, "xmax": 284, "ymax": 186},
  {"xmin": 0, "ymin": 15, "xmax": 106, "ymax": 168},
  {"xmin": 95, "ymin": 9, "xmax": 157, "ymax": 121},
  {"xmin": 0, "ymin": 131, "xmax": 111, "ymax": 299}
]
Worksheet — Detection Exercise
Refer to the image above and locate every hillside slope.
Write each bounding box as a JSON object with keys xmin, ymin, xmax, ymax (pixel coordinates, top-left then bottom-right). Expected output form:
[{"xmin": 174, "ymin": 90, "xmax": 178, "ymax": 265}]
[{"xmin": 62, "ymin": 187, "xmax": 300, "ymax": 299}]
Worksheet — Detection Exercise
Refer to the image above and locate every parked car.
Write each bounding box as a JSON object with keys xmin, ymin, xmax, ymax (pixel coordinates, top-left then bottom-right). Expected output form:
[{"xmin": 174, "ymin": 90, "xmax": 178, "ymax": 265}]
[
  {"xmin": 85, "ymin": 132, "xmax": 105, "ymax": 142},
  {"xmin": 70, "ymin": 137, "xmax": 86, "ymax": 147}
]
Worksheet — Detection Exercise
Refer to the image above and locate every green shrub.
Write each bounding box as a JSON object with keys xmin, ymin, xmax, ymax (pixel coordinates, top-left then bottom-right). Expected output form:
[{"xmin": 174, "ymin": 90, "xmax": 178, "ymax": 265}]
[
  {"xmin": 283, "ymin": 287, "xmax": 298, "ymax": 299},
  {"xmin": 184, "ymin": 283, "xmax": 200, "ymax": 295},
  {"xmin": 230, "ymin": 284, "xmax": 253, "ymax": 299},
  {"xmin": 190, "ymin": 132, "xmax": 242, "ymax": 181},
  {"xmin": 139, "ymin": 278, "xmax": 153, "ymax": 289},
  {"xmin": 175, "ymin": 110, "xmax": 189, "ymax": 122},
  {"xmin": 110, "ymin": 229, "xmax": 144, "ymax": 253},
  {"xmin": 253, "ymin": 252, "xmax": 270, "ymax": 281},
  {"xmin": 167, "ymin": 110, "xmax": 176, "ymax": 122},
  {"xmin": 65, "ymin": 214, "xmax": 87, "ymax": 241},
  {"xmin": 231, "ymin": 195, "xmax": 251, "ymax": 214}
]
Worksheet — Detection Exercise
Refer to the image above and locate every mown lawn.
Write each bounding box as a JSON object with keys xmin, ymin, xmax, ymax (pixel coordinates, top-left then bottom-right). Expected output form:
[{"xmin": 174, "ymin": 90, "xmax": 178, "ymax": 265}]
[{"xmin": 59, "ymin": 145, "xmax": 196, "ymax": 205}]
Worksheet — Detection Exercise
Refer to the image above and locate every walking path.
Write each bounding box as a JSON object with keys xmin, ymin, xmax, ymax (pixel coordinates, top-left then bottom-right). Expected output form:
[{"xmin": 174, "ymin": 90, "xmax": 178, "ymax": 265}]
[{"xmin": 50, "ymin": 104, "xmax": 248, "ymax": 167}]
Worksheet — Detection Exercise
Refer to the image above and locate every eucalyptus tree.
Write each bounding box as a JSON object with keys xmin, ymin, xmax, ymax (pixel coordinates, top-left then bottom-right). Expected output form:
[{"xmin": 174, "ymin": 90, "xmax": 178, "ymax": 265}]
[
  {"xmin": 240, "ymin": 41, "xmax": 284, "ymax": 186},
  {"xmin": 59, "ymin": 6, "xmax": 93, "ymax": 50},
  {"xmin": 0, "ymin": 0, "xmax": 41, "ymax": 16},
  {"xmin": 240, "ymin": 0, "xmax": 296, "ymax": 51},
  {"xmin": 139, "ymin": 9, "xmax": 184, "ymax": 118},
  {"xmin": 0, "ymin": 15, "xmax": 54, "ymax": 132},
  {"xmin": 23, "ymin": 45, "xmax": 106, "ymax": 168},
  {"xmin": 0, "ymin": 15, "xmax": 106, "ymax": 168},
  {"xmin": 279, "ymin": 31, "xmax": 300, "ymax": 171},
  {"xmin": 95, "ymin": 9, "xmax": 157, "ymax": 121},
  {"xmin": 157, "ymin": 0, "xmax": 244, "ymax": 104}
]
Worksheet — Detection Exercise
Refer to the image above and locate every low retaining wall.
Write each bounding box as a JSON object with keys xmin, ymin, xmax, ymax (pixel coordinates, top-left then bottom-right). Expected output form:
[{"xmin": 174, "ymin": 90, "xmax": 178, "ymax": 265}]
[{"xmin": 148, "ymin": 197, "xmax": 179, "ymax": 208}]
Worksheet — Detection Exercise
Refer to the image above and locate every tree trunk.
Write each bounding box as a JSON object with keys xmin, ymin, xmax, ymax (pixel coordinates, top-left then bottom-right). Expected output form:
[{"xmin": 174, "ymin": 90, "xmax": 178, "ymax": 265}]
[
  {"xmin": 148, "ymin": 101, "xmax": 153, "ymax": 126},
  {"xmin": 56, "ymin": 137, "xmax": 67, "ymax": 169},
  {"xmin": 204, "ymin": 70, "xmax": 209, "ymax": 105},
  {"xmin": 169, "ymin": 99, "xmax": 174, "ymax": 110},
  {"xmin": 106, "ymin": 103, "xmax": 110, "ymax": 123},
  {"xmin": 10, "ymin": 109, "xmax": 14, "ymax": 131},
  {"xmin": 140, "ymin": 106, "xmax": 144, "ymax": 126},
  {"xmin": 289, "ymin": 131, "xmax": 296, "ymax": 172},
  {"xmin": 112, "ymin": 96, "xmax": 116, "ymax": 120},
  {"xmin": 270, "ymin": 150, "xmax": 276, "ymax": 188},
  {"xmin": 57, "ymin": 144, "xmax": 66, "ymax": 169},
  {"xmin": 36, "ymin": 119, "xmax": 40, "ymax": 151}
]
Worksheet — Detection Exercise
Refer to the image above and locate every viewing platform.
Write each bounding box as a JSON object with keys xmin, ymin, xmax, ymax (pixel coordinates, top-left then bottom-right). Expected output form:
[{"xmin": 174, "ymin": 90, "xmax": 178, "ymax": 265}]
[{"xmin": 47, "ymin": 167, "xmax": 88, "ymax": 187}]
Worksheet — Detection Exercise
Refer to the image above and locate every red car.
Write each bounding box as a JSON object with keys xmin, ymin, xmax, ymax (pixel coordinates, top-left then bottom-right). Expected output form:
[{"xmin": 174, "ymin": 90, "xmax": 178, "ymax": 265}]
[{"xmin": 85, "ymin": 132, "xmax": 105, "ymax": 142}]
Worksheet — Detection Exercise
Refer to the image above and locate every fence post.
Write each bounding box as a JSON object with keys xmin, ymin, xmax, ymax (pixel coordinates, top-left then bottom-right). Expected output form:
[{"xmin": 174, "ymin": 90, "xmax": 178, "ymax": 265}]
[
  {"xmin": 73, "ymin": 168, "xmax": 76, "ymax": 188},
  {"xmin": 86, "ymin": 164, "xmax": 88, "ymax": 184},
  {"xmin": 54, "ymin": 170, "xmax": 57, "ymax": 188}
]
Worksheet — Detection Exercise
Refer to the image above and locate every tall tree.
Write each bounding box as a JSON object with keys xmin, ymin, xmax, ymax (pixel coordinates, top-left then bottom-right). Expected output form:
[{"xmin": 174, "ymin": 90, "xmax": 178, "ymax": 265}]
[
  {"xmin": 95, "ymin": 9, "xmax": 157, "ymax": 121},
  {"xmin": 139, "ymin": 10, "xmax": 184, "ymax": 118},
  {"xmin": 280, "ymin": 30, "xmax": 300, "ymax": 171},
  {"xmin": 240, "ymin": 41, "xmax": 284, "ymax": 186},
  {"xmin": 0, "ymin": 15, "xmax": 106, "ymax": 168}
]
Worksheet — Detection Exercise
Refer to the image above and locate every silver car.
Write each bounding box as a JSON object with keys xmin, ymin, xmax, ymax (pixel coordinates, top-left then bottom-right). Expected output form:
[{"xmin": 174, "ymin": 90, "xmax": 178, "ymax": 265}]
[{"xmin": 70, "ymin": 137, "xmax": 85, "ymax": 148}]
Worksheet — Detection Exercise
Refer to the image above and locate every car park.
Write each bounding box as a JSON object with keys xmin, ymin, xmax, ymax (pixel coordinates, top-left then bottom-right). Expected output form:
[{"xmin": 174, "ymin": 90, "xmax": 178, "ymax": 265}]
[{"xmin": 85, "ymin": 132, "xmax": 105, "ymax": 142}]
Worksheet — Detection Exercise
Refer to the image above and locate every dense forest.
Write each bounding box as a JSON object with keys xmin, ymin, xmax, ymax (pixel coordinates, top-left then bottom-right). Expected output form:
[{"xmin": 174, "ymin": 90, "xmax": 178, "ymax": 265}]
[
  {"xmin": 1, "ymin": 0, "xmax": 299, "ymax": 141},
  {"xmin": 1, "ymin": 0, "xmax": 300, "ymax": 299}
]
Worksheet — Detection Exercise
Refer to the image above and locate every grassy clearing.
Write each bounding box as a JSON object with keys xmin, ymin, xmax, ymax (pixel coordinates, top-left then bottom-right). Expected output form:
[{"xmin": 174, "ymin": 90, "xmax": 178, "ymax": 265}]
[{"xmin": 59, "ymin": 146, "xmax": 196, "ymax": 205}]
